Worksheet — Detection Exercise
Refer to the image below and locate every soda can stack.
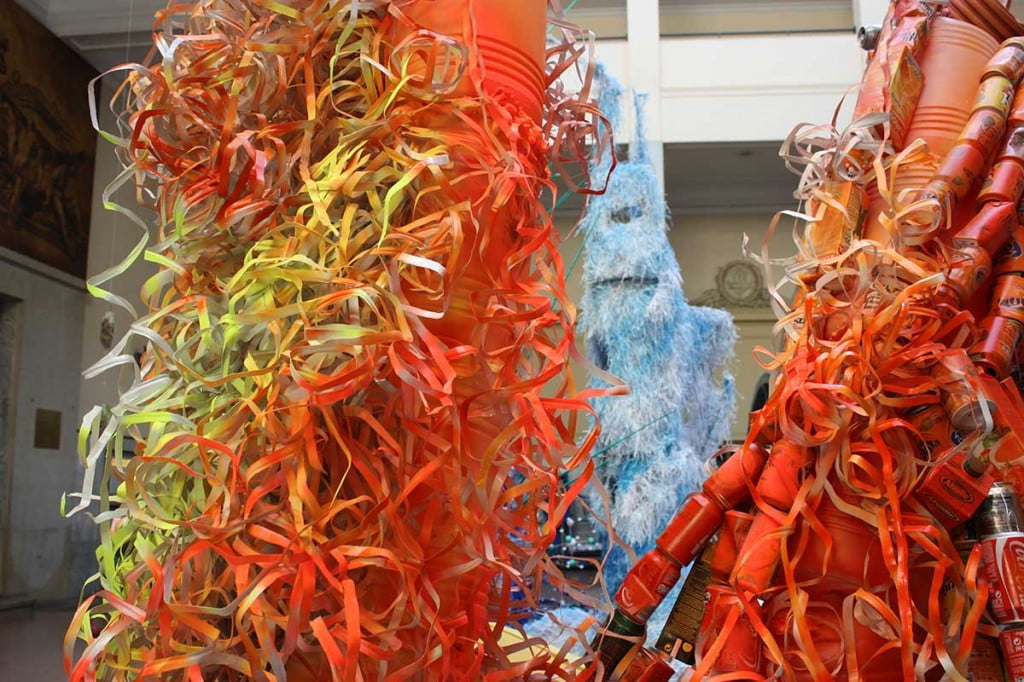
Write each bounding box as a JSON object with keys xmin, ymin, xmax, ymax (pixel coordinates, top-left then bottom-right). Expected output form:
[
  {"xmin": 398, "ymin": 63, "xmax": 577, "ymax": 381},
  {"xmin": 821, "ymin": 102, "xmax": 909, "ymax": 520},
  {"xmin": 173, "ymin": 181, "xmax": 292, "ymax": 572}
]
[
  {"xmin": 947, "ymin": 516, "xmax": 1005, "ymax": 681},
  {"xmin": 975, "ymin": 483, "xmax": 1024, "ymax": 680},
  {"xmin": 971, "ymin": 224, "xmax": 1024, "ymax": 379}
]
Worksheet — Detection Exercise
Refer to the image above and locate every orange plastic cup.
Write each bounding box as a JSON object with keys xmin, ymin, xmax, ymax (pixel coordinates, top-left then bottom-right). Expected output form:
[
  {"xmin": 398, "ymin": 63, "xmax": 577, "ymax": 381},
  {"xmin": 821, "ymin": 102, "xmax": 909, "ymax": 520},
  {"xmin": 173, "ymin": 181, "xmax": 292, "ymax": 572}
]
[
  {"xmin": 790, "ymin": 498, "xmax": 889, "ymax": 590},
  {"xmin": 388, "ymin": 0, "xmax": 547, "ymax": 121},
  {"xmin": 382, "ymin": 1, "xmax": 549, "ymax": 480},
  {"xmin": 892, "ymin": 164, "xmax": 937, "ymax": 198},
  {"xmin": 905, "ymin": 17, "xmax": 1000, "ymax": 157},
  {"xmin": 696, "ymin": 586, "xmax": 763, "ymax": 676},
  {"xmin": 765, "ymin": 591, "xmax": 845, "ymax": 678}
]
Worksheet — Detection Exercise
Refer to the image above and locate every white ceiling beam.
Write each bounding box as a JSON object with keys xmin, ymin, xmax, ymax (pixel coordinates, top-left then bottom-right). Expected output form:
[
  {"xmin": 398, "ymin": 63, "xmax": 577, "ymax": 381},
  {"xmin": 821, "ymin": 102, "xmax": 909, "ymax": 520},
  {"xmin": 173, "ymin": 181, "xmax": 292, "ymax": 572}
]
[
  {"xmin": 667, "ymin": 0, "xmax": 850, "ymax": 16},
  {"xmin": 626, "ymin": 0, "xmax": 665, "ymax": 189},
  {"xmin": 12, "ymin": 0, "xmax": 50, "ymax": 23}
]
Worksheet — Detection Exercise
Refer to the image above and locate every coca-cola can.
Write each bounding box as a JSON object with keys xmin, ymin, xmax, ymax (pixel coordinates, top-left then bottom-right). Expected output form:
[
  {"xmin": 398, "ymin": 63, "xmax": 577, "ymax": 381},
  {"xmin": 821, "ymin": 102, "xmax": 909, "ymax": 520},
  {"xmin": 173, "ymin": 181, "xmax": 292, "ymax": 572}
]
[
  {"xmin": 1000, "ymin": 624, "xmax": 1024, "ymax": 681},
  {"xmin": 969, "ymin": 634, "xmax": 1007, "ymax": 681},
  {"xmin": 980, "ymin": 532, "xmax": 1024, "ymax": 623},
  {"xmin": 979, "ymin": 484, "xmax": 1024, "ymax": 625}
]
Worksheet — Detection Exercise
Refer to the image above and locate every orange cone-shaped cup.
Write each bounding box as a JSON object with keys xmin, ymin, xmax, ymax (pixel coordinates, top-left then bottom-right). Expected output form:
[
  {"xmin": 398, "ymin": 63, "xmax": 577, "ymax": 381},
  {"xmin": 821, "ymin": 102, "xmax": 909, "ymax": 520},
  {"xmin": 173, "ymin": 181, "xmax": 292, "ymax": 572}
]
[{"xmin": 905, "ymin": 17, "xmax": 1000, "ymax": 157}]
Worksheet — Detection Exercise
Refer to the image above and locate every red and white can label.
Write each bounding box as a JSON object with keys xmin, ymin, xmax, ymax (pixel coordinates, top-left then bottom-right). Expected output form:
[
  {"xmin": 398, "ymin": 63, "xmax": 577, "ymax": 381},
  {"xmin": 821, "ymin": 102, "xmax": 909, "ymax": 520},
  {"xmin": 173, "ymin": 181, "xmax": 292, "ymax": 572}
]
[
  {"xmin": 969, "ymin": 634, "xmax": 1006, "ymax": 681},
  {"xmin": 999, "ymin": 625, "xmax": 1024, "ymax": 681},
  {"xmin": 981, "ymin": 534, "xmax": 1024, "ymax": 623}
]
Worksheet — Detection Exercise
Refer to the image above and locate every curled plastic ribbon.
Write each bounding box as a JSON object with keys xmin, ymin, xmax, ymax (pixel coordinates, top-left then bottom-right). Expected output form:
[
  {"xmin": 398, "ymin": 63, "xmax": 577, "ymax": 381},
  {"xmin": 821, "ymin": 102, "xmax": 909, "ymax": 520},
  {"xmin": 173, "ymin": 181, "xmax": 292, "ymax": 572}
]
[{"xmin": 64, "ymin": 1, "xmax": 616, "ymax": 679}]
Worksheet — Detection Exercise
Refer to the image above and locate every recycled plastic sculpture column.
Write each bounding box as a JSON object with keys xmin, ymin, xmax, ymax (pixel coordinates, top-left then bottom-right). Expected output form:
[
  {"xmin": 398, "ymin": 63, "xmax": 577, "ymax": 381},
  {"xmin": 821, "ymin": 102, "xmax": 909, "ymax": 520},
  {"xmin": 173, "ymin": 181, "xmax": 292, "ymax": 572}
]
[
  {"xmin": 595, "ymin": 1, "xmax": 1024, "ymax": 680},
  {"xmin": 65, "ymin": 1, "xmax": 610, "ymax": 679}
]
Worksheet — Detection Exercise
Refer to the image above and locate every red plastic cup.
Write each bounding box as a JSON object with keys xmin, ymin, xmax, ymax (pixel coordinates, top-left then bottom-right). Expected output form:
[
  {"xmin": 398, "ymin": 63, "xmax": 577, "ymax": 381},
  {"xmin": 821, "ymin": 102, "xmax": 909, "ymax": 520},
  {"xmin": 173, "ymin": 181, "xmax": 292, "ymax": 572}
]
[
  {"xmin": 791, "ymin": 498, "xmax": 889, "ymax": 590},
  {"xmin": 389, "ymin": 0, "xmax": 547, "ymax": 121},
  {"xmin": 696, "ymin": 585, "xmax": 763, "ymax": 676}
]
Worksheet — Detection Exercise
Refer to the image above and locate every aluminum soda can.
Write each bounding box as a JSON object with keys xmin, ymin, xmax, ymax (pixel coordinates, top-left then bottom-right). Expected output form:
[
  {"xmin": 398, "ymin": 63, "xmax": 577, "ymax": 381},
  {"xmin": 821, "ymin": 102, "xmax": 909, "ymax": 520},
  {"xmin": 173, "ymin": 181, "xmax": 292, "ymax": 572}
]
[
  {"xmin": 907, "ymin": 404, "xmax": 962, "ymax": 457},
  {"xmin": 975, "ymin": 76, "xmax": 1015, "ymax": 118},
  {"xmin": 977, "ymin": 483, "xmax": 1024, "ymax": 536},
  {"xmin": 970, "ymin": 316, "xmax": 1024, "ymax": 378},
  {"xmin": 978, "ymin": 159, "xmax": 1024, "ymax": 206},
  {"xmin": 946, "ymin": 246, "xmax": 993, "ymax": 306},
  {"xmin": 969, "ymin": 634, "xmax": 1008, "ymax": 681},
  {"xmin": 997, "ymin": 226, "xmax": 1024, "ymax": 276},
  {"xmin": 979, "ymin": 484, "xmax": 1024, "ymax": 624},
  {"xmin": 993, "ymin": 276, "xmax": 1024, "ymax": 325},
  {"xmin": 954, "ymin": 202, "xmax": 1018, "ymax": 255},
  {"xmin": 936, "ymin": 145, "xmax": 989, "ymax": 203},
  {"xmin": 1000, "ymin": 624, "xmax": 1024, "ymax": 681},
  {"xmin": 934, "ymin": 358, "xmax": 996, "ymax": 432},
  {"xmin": 988, "ymin": 45, "xmax": 1024, "ymax": 85}
]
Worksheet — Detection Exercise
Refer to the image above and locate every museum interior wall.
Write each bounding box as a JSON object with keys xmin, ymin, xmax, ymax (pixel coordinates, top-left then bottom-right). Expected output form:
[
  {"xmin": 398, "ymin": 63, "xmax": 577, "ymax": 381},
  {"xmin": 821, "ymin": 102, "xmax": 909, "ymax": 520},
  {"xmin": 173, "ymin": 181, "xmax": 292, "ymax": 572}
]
[
  {"xmin": 0, "ymin": 68, "xmax": 153, "ymax": 600},
  {"xmin": 0, "ymin": 0, "xmax": 854, "ymax": 604}
]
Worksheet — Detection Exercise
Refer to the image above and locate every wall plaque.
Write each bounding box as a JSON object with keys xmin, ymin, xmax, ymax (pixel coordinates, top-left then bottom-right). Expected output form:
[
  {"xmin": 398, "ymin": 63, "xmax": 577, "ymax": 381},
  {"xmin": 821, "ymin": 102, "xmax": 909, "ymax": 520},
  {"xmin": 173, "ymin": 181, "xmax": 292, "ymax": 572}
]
[{"xmin": 33, "ymin": 407, "xmax": 61, "ymax": 450}]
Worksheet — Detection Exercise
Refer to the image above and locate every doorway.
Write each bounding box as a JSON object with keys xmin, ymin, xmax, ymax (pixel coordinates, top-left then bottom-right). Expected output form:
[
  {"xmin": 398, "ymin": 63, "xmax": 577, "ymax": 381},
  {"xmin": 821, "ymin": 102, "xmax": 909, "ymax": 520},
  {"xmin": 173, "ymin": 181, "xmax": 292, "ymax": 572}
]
[{"xmin": 0, "ymin": 293, "xmax": 20, "ymax": 596}]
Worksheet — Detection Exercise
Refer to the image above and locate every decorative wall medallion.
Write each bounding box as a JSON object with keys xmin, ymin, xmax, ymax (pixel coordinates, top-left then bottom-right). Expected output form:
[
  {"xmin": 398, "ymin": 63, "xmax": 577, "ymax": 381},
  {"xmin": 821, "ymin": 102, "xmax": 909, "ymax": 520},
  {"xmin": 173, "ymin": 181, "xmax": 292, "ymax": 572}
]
[
  {"xmin": 100, "ymin": 311, "xmax": 114, "ymax": 350},
  {"xmin": 694, "ymin": 260, "xmax": 772, "ymax": 308}
]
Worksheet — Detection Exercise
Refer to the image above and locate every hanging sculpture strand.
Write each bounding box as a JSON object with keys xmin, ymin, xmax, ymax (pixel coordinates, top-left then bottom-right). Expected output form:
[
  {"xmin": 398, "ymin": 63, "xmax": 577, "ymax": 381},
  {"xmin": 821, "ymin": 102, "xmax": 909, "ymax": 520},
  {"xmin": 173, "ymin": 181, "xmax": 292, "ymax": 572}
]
[{"xmin": 64, "ymin": 1, "xmax": 615, "ymax": 679}]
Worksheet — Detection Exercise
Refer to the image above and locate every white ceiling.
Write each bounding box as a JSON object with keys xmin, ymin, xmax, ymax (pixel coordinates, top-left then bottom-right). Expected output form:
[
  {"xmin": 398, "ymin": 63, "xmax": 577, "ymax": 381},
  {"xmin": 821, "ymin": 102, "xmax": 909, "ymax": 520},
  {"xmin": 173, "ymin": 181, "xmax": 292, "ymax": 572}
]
[
  {"xmin": 12, "ymin": 0, "xmax": 160, "ymax": 72},
  {"xmin": 13, "ymin": 0, "xmax": 859, "ymax": 73}
]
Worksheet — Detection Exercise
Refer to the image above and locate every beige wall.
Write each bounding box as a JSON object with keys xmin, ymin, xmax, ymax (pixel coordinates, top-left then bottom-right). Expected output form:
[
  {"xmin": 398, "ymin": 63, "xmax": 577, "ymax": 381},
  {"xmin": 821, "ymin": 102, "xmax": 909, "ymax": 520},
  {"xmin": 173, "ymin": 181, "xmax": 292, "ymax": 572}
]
[
  {"xmin": 0, "ymin": 249, "xmax": 87, "ymax": 597},
  {"xmin": 672, "ymin": 212, "xmax": 792, "ymax": 439},
  {"xmin": 571, "ymin": 2, "xmax": 853, "ymax": 39}
]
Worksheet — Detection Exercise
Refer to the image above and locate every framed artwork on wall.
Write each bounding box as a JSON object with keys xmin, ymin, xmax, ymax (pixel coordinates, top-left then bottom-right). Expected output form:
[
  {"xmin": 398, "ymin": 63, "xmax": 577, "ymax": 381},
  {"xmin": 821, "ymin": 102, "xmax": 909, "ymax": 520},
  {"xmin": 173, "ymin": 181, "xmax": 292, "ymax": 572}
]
[{"xmin": 0, "ymin": 0, "xmax": 98, "ymax": 279}]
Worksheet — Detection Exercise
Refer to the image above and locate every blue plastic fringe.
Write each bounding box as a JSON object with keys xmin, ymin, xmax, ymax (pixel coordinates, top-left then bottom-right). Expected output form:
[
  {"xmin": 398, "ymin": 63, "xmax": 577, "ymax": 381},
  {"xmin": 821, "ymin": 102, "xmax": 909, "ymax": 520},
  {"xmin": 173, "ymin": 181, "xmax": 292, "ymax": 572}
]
[{"xmin": 581, "ymin": 65, "xmax": 737, "ymax": 604}]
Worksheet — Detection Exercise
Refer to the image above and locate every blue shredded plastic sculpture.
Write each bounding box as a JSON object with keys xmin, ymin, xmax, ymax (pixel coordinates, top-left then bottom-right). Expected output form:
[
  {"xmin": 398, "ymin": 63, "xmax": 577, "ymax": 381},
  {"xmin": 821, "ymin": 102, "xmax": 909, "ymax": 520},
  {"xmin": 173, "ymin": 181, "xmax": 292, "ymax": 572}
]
[
  {"xmin": 528, "ymin": 68, "xmax": 737, "ymax": 653},
  {"xmin": 581, "ymin": 68, "xmax": 737, "ymax": 594}
]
